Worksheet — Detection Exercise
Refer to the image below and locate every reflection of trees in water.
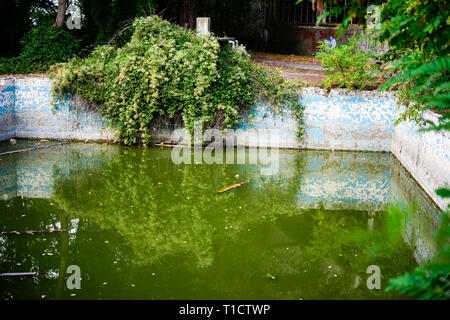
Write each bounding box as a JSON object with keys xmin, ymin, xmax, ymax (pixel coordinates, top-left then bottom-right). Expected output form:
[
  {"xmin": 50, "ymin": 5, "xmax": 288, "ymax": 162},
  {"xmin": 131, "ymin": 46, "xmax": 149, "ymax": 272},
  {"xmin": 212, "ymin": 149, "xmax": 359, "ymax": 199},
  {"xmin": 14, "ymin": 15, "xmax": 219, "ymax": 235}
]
[
  {"xmin": 0, "ymin": 198, "xmax": 66, "ymax": 299},
  {"xmin": 302, "ymin": 209, "xmax": 417, "ymax": 299},
  {"xmin": 52, "ymin": 147, "xmax": 306, "ymax": 269},
  {"xmin": 0, "ymin": 145, "xmax": 436, "ymax": 299},
  {"xmin": 192, "ymin": 208, "xmax": 418, "ymax": 299}
]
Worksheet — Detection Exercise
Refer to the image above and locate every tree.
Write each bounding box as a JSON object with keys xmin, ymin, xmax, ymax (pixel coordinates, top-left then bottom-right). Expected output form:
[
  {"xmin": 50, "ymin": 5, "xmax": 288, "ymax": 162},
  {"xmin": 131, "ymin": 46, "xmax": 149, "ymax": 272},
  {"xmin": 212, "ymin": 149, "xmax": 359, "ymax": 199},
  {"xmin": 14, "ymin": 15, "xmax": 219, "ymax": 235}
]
[
  {"xmin": 54, "ymin": 0, "xmax": 66, "ymax": 28},
  {"xmin": 178, "ymin": 0, "xmax": 196, "ymax": 29},
  {"xmin": 0, "ymin": 0, "xmax": 57, "ymax": 57}
]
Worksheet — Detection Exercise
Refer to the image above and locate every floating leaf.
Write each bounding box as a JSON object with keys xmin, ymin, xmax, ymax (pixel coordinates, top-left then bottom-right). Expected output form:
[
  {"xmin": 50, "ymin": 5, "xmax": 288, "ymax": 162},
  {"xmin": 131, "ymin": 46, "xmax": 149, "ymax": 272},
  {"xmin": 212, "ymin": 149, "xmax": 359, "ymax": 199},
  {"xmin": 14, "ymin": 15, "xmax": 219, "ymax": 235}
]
[{"xmin": 265, "ymin": 273, "xmax": 276, "ymax": 280}]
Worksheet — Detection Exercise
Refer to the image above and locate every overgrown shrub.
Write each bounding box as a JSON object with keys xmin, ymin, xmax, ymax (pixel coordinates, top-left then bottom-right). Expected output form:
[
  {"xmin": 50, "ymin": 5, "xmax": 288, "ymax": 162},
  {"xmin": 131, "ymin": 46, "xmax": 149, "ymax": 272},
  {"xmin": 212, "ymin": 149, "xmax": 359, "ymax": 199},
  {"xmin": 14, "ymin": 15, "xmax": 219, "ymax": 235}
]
[
  {"xmin": 50, "ymin": 15, "xmax": 304, "ymax": 145},
  {"xmin": 0, "ymin": 23, "xmax": 81, "ymax": 74},
  {"xmin": 386, "ymin": 213, "xmax": 450, "ymax": 300},
  {"xmin": 316, "ymin": 34, "xmax": 380, "ymax": 90},
  {"xmin": 378, "ymin": 0, "xmax": 449, "ymax": 132}
]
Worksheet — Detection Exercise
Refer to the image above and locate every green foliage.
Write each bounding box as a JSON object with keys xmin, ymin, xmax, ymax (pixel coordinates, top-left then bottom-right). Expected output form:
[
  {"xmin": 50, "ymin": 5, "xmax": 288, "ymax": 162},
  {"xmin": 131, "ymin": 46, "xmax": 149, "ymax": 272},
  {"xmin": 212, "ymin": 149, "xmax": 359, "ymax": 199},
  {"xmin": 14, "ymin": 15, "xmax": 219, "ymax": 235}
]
[
  {"xmin": 393, "ymin": 81, "xmax": 424, "ymax": 126},
  {"xmin": 386, "ymin": 264, "xmax": 450, "ymax": 300},
  {"xmin": 386, "ymin": 167, "xmax": 450, "ymax": 300},
  {"xmin": 315, "ymin": 34, "xmax": 380, "ymax": 90},
  {"xmin": 378, "ymin": 0, "xmax": 449, "ymax": 131},
  {"xmin": 382, "ymin": 53, "xmax": 450, "ymax": 131},
  {"xmin": 50, "ymin": 15, "xmax": 304, "ymax": 145},
  {"xmin": 78, "ymin": 0, "xmax": 158, "ymax": 46},
  {"xmin": 386, "ymin": 214, "xmax": 450, "ymax": 300},
  {"xmin": 0, "ymin": 0, "xmax": 57, "ymax": 57},
  {"xmin": 379, "ymin": 0, "xmax": 449, "ymax": 60},
  {"xmin": 304, "ymin": 207, "xmax": 418, "ymax": 298},
  {"xmin": 436, "ymin": 188, "xmax": 450, "ymax": 203},
  {"xmin": 0, "ymin": 22, "xmax": 81, "ymax": 74}
]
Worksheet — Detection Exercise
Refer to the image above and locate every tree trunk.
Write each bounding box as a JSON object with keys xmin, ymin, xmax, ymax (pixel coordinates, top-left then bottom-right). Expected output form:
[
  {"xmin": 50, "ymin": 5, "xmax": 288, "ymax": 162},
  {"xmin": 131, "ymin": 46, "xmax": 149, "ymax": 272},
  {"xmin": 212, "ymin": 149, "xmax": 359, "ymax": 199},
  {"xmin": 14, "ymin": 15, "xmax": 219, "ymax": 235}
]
[
  {"xmin": 54, "ymin": 0, "xmax": 67, "ymax": 29},
  {"xmin": 178, "ymin": 0, "xmax": 197, "ymax": 29}
]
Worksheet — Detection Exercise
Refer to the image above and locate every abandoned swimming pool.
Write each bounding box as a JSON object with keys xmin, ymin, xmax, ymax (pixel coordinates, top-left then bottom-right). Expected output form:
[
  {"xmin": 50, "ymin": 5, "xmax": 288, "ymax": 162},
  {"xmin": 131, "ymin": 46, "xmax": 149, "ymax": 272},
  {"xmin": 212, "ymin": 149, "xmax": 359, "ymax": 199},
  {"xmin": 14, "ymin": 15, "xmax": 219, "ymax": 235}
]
[{"xmin": 0, "ymin": 141, "xmax": 442, "ymax": 299}]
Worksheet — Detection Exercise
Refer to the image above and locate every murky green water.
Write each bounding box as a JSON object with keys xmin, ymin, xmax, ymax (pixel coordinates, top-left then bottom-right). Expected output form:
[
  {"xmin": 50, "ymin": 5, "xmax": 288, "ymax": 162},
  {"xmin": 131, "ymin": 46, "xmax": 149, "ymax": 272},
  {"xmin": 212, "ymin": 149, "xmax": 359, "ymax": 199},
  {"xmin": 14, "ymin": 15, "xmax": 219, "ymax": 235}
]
[{"xmin": 0, "ymin": 141, "xmax": 442, "ymax": 299}]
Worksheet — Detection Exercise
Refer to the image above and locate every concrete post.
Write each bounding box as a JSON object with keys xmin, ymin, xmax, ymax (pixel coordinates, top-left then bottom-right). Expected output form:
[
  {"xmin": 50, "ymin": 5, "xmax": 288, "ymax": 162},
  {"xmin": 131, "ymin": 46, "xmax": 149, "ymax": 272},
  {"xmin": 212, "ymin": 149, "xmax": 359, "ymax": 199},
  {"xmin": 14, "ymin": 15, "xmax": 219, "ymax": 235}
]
[{"xmin": 196, "ymin": 17, "xmax": 210, "ymax": 36}]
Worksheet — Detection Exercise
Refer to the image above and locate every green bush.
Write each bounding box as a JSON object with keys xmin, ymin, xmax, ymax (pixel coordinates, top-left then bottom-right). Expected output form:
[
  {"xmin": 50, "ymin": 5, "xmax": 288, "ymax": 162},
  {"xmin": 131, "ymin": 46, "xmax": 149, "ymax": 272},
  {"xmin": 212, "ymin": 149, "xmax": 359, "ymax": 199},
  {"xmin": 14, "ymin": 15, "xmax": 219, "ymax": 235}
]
[
  {"xmin": 0, "ymin": 23, "xmax": 81, "ymax": 74},
  {"xmin": 386, "ymin": 213, "xmax": 450, "ymax": 300},
  {"xmin": 316, "ymin": 34, "xmax": 380, "ymax": 90},
  {"xmin": 50, "ymin": 15, "xmax": 304, "ymax": 145}
]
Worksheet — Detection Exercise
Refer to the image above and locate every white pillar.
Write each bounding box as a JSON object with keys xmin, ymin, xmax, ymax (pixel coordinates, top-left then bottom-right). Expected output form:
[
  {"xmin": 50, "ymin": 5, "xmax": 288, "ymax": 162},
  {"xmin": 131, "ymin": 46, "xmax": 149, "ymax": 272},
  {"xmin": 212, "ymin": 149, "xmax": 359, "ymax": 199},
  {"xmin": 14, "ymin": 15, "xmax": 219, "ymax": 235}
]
[{"xmin": 196, "ymin": 17, "xmax": 210, "ymax": 36}]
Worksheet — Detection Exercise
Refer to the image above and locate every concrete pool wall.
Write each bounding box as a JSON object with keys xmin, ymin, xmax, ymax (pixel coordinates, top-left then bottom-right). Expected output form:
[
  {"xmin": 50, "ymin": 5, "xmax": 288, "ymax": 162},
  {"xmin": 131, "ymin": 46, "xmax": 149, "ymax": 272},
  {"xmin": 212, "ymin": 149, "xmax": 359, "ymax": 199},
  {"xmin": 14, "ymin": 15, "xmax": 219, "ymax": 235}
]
[
  {"xmin": 0, "ymin": 77, "xmax": 115, "ymax": 142},
  {"xmin": 0, "ymin": 77, "xmax": 449, "ymax": 210}
]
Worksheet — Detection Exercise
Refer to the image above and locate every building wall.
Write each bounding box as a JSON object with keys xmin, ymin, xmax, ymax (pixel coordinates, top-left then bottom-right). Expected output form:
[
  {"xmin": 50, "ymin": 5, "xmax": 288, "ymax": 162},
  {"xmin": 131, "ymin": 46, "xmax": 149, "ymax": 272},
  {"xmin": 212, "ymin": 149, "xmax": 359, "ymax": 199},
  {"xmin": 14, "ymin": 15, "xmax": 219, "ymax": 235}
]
[{"xmin": 268, "ymin": 24, "xmax": 361, "ymax": 55}]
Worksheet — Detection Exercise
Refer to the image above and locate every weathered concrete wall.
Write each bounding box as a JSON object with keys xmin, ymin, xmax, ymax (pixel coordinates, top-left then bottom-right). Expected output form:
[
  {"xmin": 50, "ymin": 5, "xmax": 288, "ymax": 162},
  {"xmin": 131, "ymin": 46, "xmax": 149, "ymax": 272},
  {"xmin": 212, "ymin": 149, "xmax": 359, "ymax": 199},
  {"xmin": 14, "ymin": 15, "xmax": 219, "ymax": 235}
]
[
  {"xmin": 0, "ymin": 77, "xmax": 448, "ymax": 211},
  {"xmin": 236, "ymin": 88, "xmax": 396, "ymax": 151},
  {"xmin": 1, "ymin": 77, "xmax": 116, "ymax": 141},
  {"xmin": 392, "ymin": 110, "xmax": 450, "ymax": 211},
  {"xmin": 389, "ymin": 154, "xmax": 442, "ymax": 263},
  {"xmin": 301, "ymin": 89, "xmax": 395, "ymax": 151},
  {"xmin": 0, "ymin": 78, "xmax": 397, "ymax": 152},
  {"xmin": 0, "ymin": 78, "xmax": 16, "ymax": 141}
]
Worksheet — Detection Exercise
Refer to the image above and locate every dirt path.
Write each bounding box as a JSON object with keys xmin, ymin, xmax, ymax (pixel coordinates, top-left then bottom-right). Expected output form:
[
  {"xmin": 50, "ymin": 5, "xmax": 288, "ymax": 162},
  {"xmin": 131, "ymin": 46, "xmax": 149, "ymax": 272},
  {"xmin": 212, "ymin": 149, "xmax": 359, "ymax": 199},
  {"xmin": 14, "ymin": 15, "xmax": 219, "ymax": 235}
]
[{"xmin": 250, "ymin": 51, "xmax": 326, "ymax": 85}]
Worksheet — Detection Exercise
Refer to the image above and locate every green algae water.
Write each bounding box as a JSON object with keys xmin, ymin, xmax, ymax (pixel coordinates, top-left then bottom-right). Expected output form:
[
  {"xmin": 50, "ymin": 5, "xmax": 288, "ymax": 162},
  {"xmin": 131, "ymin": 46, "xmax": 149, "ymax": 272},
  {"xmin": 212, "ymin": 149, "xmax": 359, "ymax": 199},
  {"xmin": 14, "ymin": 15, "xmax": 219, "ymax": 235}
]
[{"xmin": 0, "ymin": 141, "xmax": 442, "ymax": 299}]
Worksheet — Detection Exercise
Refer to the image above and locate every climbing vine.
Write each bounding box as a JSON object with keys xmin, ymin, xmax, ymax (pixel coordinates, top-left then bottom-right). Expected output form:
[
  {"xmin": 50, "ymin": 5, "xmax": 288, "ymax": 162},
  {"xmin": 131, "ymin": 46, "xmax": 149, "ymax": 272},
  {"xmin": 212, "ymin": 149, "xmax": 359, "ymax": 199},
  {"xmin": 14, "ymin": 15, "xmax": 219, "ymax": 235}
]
[{"xmin": 50, "ymin": 15, "xmax": 304, "ymax": 146}]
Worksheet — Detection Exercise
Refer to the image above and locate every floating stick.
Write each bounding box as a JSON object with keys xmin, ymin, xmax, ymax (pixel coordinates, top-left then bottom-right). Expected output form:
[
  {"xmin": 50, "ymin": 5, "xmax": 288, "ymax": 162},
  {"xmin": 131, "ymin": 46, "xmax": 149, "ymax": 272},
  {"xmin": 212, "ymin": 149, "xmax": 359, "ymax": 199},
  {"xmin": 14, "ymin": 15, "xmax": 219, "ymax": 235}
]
[
  {"xmin": 0, "ymin": 141, "xmax": 70, "ymax": 156},
  {"xmin": 217, "ymin": 180, "xmax": 250, "ymax": 193},
  {"xmin": 0, "ymin": 272, "xmax": 38, "ymax": 278},
  {"xmin": 153, "ymin": 142, "xmax": 179, "ymax": 148},
  {"xmin": 0, "ymin": 229, "xmax": 67, "ymax": 236}
]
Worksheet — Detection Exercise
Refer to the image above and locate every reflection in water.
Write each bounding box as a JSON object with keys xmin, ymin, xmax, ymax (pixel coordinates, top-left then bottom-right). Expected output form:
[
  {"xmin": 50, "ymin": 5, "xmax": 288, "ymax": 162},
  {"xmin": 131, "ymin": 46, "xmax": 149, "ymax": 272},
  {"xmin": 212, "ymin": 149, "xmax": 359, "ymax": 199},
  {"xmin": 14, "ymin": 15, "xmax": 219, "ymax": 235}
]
[{"xmin": 0, "ymin": 142, "xmax": 442, "ymax": 299}]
